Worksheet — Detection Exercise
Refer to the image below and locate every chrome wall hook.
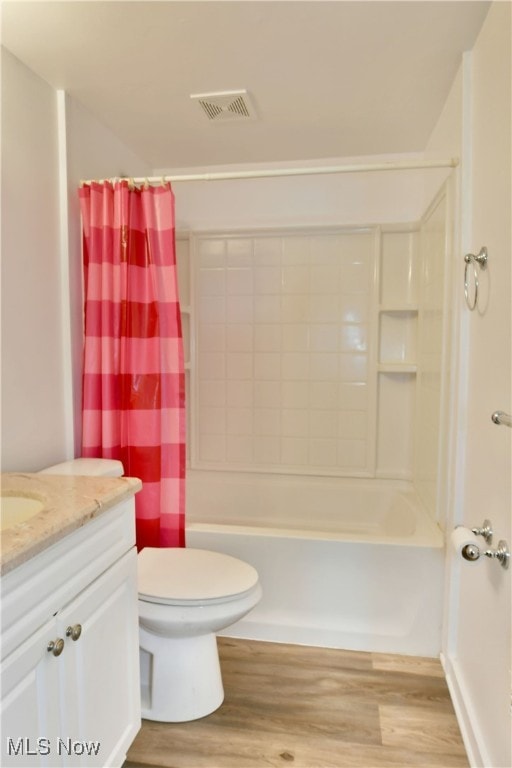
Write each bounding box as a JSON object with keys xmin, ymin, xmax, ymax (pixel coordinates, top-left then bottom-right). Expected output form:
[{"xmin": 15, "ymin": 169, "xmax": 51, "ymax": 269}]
[
  {"xmin": 464, "ymin": 246, "xmax": 488, "ymax": 311},
  {"xmin": 471, "ymin": 519, "xmax": 493, "ymax": 544}
]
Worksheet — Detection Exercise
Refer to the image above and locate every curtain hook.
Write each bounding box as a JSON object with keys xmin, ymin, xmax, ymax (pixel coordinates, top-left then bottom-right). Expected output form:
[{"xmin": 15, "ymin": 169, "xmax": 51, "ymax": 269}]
[
  {"xmin": 144, "ymin": 178, "xmax": 149, "ymax": 190},
  {"xmin": 161, "ymin": 176, "xmax": 167, "ymax": 188}
]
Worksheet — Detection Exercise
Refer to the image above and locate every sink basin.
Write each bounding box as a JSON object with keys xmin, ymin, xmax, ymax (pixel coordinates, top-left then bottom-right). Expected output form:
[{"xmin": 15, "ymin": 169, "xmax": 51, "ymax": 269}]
[{"xmin": 0, "ymin": 494, "xmax": 45, "ymax": 530}]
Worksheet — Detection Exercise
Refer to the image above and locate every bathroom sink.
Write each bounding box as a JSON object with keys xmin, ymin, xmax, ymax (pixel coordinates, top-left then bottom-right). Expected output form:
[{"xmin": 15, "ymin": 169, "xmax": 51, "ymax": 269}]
[{"xmin": 0, "ymin": 494, "xmax": 45, "ymax": 530}]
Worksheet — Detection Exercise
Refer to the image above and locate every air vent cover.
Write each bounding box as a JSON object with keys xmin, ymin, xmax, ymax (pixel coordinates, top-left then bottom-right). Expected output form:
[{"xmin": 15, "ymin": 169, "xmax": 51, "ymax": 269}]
[{"xmin": 191, "ymin": 90, "xmax": 256, "ymax": 122}]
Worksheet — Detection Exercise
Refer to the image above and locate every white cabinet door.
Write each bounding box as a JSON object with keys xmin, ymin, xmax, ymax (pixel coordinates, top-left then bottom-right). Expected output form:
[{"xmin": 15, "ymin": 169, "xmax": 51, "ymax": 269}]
[
  {"xmin": 56, "ymin": 548, "xmax": 141, "ymax": 767},
  {"xmin": 1, "ymin": 618, "xmax": 63, "ymax": 768}
]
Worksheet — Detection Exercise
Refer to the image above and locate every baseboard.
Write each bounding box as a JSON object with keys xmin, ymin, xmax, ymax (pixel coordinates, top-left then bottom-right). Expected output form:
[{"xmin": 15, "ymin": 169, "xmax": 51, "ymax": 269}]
[{"xmin": 440, "ymin": 652, "xmax": 490, "ymax": 768}]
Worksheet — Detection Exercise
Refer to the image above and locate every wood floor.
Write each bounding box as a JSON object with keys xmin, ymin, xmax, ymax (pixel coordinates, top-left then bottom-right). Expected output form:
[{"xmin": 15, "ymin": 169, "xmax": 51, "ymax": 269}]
[{"xmin": 124, "ymin": 637, "xmax": 468, "ymax": 768}]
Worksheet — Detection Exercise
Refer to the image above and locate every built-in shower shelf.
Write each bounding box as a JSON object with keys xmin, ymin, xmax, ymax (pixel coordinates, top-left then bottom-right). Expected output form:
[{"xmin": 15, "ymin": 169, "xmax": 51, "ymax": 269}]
[
  {"xmin": 180, "ymin": 305, "xmax": 191, "ymax": 315},
  {"xmin": 377, "ymin": 363, "xmax": 417, "ymax": 373},
  {"xmin": 378, "ymin": 305, "xmax": 418, "ymax": 313}
]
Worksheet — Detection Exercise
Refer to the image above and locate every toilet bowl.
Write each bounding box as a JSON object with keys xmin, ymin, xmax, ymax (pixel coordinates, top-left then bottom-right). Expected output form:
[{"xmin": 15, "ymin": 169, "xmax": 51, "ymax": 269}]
[
  {"xmin": 138, "ymin": 547, "xmax": 261, "ymax": 721},
  {"xmin": 39, "ymin": 458, "xmax": 262, "ymax": 722}
]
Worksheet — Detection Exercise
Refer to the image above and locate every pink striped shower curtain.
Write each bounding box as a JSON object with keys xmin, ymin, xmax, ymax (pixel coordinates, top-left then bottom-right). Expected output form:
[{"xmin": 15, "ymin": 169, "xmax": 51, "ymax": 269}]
[{"xmin": 79, "ymin": 180, "xmax": 185, "ymax": 549}]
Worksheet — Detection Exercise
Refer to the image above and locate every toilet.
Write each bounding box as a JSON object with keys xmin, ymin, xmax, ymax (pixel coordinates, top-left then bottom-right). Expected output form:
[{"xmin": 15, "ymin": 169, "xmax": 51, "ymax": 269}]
[{"xmin": 40, "ymin": 458, "xmax": 262, "ymax": 722}]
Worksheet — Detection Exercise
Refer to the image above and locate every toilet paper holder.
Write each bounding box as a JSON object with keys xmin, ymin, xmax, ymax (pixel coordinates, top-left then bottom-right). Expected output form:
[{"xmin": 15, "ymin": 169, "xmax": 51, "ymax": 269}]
[
  {"xmin": 461, "ymin": 539, "xmax": 510, "ymax": 569},
  {"xmin": 471, "ymin": 518, "xmax": 493, "ymax": 544}
]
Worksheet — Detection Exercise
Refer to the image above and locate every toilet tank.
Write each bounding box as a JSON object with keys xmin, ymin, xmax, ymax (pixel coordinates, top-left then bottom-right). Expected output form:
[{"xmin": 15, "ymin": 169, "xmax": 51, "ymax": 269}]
[{"xmin": 39, "ymin": 458, "xmax": 124, "ymax": 477}]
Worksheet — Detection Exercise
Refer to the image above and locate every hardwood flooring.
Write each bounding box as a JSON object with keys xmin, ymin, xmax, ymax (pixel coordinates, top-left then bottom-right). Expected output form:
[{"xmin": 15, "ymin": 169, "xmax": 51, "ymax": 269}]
[{"xmin": 124, "ymin": 637, "xmax": 468, "ymax": 768}]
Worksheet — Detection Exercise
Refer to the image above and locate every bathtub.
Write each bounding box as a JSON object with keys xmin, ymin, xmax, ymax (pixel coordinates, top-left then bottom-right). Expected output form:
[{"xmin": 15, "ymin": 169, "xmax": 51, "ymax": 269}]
[{"xmin": 186, "ymin": 471, "xmax": 445, "ymax": 657}]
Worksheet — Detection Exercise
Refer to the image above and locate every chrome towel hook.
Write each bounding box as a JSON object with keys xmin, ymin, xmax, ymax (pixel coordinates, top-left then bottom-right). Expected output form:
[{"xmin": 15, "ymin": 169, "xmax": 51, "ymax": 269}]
[{"xmin": 464, "ymin": 246, "xmax": 488, "ymax": 311}]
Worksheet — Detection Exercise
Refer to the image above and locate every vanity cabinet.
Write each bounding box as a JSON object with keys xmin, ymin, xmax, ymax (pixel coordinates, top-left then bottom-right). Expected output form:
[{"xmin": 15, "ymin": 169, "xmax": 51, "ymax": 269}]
[
  {"xmin": 1, "ymin": 617, "xmax": 60, "ymax": 766},
  {"xmin": 1, "ymin": 497, "xmax": 140, "ymax": 767}
]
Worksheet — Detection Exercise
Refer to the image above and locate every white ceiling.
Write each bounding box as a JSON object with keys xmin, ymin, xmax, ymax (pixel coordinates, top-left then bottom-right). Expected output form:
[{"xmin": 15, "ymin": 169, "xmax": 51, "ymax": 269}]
[{"xmin": 2, "ymin": 1, "xmax": 490, "ymax": 169}]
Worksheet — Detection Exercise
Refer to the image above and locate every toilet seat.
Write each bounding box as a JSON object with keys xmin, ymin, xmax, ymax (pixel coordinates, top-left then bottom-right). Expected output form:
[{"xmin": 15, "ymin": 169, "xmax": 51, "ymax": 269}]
[{"xmin": 138, "ymin": 547, "xmax": 259, "ymax": 606}]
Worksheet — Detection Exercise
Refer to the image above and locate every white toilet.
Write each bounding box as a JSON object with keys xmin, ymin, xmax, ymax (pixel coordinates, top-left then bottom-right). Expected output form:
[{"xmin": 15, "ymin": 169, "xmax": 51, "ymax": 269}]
[{"xmin": 40, "ymin": 458, "xmax": 262, "ymax": 722}]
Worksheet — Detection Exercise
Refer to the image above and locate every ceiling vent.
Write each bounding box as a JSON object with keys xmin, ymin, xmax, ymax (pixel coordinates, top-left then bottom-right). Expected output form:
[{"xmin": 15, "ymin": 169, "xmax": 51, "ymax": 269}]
[{"xmin": 190, "ymin": 90, "xmax": 256, "ymax": 122}]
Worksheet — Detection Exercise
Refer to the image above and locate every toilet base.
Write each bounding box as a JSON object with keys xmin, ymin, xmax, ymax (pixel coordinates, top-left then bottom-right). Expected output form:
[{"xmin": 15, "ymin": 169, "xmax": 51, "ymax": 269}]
[{"xmin": 139, "ymin": 626, "xmax": 224, "ymax": 722}]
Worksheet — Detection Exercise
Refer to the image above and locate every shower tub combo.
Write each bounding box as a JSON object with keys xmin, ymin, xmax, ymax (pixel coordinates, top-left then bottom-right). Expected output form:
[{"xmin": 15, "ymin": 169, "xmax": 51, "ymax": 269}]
[{"xmin": 186, "ymin": 471, "xmax": 444, "ymax": 657}]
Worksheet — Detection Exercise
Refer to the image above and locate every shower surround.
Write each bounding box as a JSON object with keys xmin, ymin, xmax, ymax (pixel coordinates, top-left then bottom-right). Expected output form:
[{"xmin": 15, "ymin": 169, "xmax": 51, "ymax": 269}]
[{"xmin": 176, "ymin": 181, "xmax": 451, "ymax": 654}]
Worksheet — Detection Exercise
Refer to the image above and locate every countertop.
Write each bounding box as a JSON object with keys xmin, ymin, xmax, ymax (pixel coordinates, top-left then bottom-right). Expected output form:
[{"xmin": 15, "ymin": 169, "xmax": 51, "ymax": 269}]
[{"xmin": 0, "ymin": 473, "xmax": 142, "ymax": 576}]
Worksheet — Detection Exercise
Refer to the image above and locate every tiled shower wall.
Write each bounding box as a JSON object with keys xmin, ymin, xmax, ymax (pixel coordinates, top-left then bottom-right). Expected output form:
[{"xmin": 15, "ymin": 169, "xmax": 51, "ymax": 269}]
[
  {"xmin": 173, "ymin": 174, "xmax": 451, "ymax": 495},
  {"xmin": 176, "ymin": 219, "xmax": 448, "ymax": 483},
  {"xmin": 190, "ymin": 231, "xmax": 377, "ymax": 476}
]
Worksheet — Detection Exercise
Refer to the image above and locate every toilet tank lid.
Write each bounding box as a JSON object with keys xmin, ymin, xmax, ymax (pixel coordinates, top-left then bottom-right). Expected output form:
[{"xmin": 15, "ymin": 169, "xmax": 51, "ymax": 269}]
[{"xmin": 39, "ymin": 458, "xmax": 124, "ymax": 477}]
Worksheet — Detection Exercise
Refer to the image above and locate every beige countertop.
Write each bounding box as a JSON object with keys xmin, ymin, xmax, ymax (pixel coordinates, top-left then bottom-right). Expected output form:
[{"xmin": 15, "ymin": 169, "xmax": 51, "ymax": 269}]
[{"xmin": 0, "ymin": 473, "xmax": 142, "ymax": 576}]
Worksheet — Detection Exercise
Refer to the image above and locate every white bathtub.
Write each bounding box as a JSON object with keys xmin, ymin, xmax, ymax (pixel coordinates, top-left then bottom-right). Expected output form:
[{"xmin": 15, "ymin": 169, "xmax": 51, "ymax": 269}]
[{"xmin": 186, "ymin": 471, "xmax": 445, "ymax": 657}]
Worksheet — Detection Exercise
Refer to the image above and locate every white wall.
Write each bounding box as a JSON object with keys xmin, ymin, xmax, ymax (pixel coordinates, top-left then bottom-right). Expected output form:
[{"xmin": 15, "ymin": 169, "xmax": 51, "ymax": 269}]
[
  {"xmin": 454, "ymin": 4, "xmax": 511, "ymax": 765},
  {"xmin": 433, "ymin": 4, "xmax": 511, "ymax": 766},
  {"xmin": 1, "ymin": 48, "xmax": 156, "ymax": 469},
  {"xmin": 1, "ymin": 49, "xmax": 66, "ymax": 471},
  {"xmin": 425, "ymin": 65, "xmax": 463, "ymax": 160}
]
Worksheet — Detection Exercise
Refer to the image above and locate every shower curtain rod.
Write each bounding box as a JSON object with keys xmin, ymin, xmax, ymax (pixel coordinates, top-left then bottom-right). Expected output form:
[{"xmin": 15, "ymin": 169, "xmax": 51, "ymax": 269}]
[{"xmin": 81, "ymin": 157, "xmax": 459, "ymax": 186}]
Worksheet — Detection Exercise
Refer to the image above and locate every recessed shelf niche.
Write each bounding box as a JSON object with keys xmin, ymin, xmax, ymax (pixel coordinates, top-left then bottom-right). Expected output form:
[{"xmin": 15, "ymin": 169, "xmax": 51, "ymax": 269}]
[
  {"xmin": 378, "ymin": 309, "xmax": 418, "ymax": 369},
  {"xmin": 375, "ymin": 230, "xmax": 419, "ymax": 478}
]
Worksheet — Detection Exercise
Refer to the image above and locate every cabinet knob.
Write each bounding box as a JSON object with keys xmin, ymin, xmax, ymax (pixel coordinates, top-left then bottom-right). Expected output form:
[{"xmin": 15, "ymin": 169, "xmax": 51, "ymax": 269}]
[
  {"xmin": 66, "ymin": 624, "xmax": 82, "ymax": 641},
  {"xmin": 47, "ymin": 638, "xmax": 65, "ymax": 657}
]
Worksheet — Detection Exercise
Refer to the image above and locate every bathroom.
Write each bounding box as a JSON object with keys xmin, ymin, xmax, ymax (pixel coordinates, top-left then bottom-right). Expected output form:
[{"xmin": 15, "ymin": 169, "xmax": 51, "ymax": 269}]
[{"xmin": 1, "ymin": 2, "xmax": 510, "ymax": 767}]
